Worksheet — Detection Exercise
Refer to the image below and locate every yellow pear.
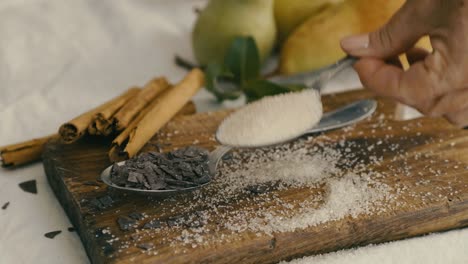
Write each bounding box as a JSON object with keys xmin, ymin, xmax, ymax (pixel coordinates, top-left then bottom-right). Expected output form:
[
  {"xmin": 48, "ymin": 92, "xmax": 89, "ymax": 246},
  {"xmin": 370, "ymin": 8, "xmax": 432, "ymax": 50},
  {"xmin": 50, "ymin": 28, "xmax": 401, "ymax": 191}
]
[
  {"xmin": 192, "ymin": 0, "xmax": 276, "ymax": 66},
  {"xmin": 274, "ymin": 0, "xmax": 345, "ymax": 43},
  {"xmin": 279, "ymin": 0, "xmax": 405, "ymax": 74}
]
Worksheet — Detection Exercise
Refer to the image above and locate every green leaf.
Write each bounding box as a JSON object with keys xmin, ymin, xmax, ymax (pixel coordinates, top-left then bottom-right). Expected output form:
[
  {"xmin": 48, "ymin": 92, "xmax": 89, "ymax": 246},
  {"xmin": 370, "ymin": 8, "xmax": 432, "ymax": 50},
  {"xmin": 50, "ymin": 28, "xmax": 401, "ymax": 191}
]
[
  {"xmin": 242, "ymin": 80, "xmax": 287, "ymax": 102},
  {"xmin": 204, "ymin": 63, "xmax": 243, "ymax": 102},
  {"xmin": 243, "ymin": 80, "xmax": 308, "ymax": 102},
  {"xmin": 224, "ymin": 36, "xmax": 260, "ymax": 86}
]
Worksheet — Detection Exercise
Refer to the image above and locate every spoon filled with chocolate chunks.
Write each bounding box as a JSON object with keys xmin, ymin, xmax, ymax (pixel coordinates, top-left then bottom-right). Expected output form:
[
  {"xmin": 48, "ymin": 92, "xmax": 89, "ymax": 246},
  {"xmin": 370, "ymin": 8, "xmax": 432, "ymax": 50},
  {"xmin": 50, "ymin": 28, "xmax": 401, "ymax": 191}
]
[{"xmin": 101, "ymin": 146, "xmax": 213, "ymax": 197}]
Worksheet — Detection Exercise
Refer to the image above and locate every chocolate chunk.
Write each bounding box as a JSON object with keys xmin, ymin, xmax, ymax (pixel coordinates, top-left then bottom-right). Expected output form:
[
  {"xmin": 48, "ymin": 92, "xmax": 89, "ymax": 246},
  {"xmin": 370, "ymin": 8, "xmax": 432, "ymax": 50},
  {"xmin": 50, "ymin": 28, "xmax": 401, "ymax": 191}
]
[
  {"xmin": 182, "ymin": 170, "xmax": 196, "ymax": 178},
  {"xmin": 143, "ymin": 220, "xmax": 161, "ymax": 229},
  {"xmin": 160, "ymin": 165, "xmax": 179, "ymax": 179},
  {"xmin": 166, "ymin": 216, "xmax": 184, "ymax": 227},
  {"xmin": 111, "ymin": 164, "xmax": 128, "ymax": 186},
  {"xmin": 95, "ymin": 228, "xmax": 112, "ymax": 239},
  {"xmin": 68, "ymin": 227, "xmax": 76, "ymax": 232},
  {"xmin": 137, "ymin": 243, "xmax": 153, "ymax": 250},
  {"xmin": 167, "ymin": 218, "xmax": 180, "ymax": 228},
  {"xmin": 2, "ymin": 202, "xmax": 9, "ymax": 210},
  {"xmin": 128, "ymin": 212, "xmax": 144, "ymax": 221},
  {"xmin": 194, "ymin": 175, "xmax": 211, "ymax": 185},
  {"xmin": 150, "ymin": 179, "xmax": 167, "ymax": 190},
  {"xmin": 102, "ymin": 243, "xmax": 115, "ymax": 256},
  {"xmin": 185, "ymin": 219, "xmax": 204, "ymax": 228},
  {"xmin": 117, "ymin": 216, "xmax": 136, "ymax": 231},
  {"xmin": 98, "ymin": 196, "xmax": 113, "ymax": 208},
  {"xmin": 83, "ymin": 181, "xmax": 100, "ymax": 186},
  {"xmin": 247, "ymin": 185, "xmax": 269, "ymax": 194},
  {"xmin": 19, "ymin": 180, "xmax": 37, "ymax": 194},
  {"xmin": 127, "ymin": 172, "xmax": 141, "ymax": 183},
  {"xmin": 44, "ymin": 230, "xmax": 62, "ymax": 239},
  {"xmin": 171, "ymin": 149, "xmax": 186, "ymax": 159},
  {"xmin": 90, "ymin": 198, "xmax": 105, "ymax": 210},
  {"xmin": 193, "ymin": 166, "xmax": 207, "ymax": 178}
]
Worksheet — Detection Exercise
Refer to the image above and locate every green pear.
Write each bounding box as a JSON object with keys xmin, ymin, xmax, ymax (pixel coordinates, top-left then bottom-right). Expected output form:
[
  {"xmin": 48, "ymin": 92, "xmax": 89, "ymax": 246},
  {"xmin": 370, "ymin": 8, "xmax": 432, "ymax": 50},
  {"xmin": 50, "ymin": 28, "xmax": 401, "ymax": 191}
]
[{"xmin": 192, "ymin": 0, "xmax": 276, "ymax": 66}]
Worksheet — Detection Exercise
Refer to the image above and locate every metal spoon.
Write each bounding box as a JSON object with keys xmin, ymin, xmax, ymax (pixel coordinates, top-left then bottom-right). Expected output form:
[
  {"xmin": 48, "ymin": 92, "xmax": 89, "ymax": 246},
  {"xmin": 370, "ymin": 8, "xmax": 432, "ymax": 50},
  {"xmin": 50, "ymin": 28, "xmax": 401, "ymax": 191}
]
[
  {"xmin": 268, "ymin": 55, "xmax": 358, "ymax": 92},
  {"xmin": 214, "ymin": 55, "xmax": 359, "ymax": 148},
  {"xmin": 100, "ymin": 98, "xmax": 376, "ymax": 197}
]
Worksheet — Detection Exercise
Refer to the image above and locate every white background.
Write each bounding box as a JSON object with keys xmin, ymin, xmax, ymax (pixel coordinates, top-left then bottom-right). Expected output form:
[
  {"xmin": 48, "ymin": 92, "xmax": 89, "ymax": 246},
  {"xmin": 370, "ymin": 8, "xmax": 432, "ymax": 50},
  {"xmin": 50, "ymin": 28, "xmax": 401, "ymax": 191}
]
[{"xmin": 0, "ymin": 1, "xmax": 467, "ymax": 263}]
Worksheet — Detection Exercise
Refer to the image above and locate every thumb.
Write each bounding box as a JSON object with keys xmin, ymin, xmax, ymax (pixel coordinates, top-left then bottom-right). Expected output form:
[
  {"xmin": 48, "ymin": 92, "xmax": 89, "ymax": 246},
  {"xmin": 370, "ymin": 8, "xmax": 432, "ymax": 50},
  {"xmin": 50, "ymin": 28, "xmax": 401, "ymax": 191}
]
[{"xmin": 341, "ymin": 3, "xmax": 427, "ymax": 58}]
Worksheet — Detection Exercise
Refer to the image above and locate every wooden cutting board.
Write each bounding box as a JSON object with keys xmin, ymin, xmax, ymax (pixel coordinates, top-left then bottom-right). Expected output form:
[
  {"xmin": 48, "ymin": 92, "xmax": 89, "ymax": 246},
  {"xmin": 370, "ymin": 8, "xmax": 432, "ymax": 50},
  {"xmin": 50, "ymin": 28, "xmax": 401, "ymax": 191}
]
[{"xmin": 43, "ymin": 90, "xmax": 468, "ymax": 264}]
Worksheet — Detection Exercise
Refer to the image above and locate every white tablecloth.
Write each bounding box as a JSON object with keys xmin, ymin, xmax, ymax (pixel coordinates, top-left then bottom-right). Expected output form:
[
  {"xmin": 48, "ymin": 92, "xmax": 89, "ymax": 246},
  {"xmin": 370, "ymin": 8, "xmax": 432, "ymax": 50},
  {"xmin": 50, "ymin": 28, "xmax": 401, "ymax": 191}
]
[{"xmin": 0, "ymin": 1, "xmax": 467, "ymax": 263}]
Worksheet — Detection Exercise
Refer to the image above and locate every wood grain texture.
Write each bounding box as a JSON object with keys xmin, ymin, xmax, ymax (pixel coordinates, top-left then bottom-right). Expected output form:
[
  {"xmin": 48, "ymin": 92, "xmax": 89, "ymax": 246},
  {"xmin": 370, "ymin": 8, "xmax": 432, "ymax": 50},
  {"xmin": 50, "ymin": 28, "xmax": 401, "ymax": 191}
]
[{"xmin": 43, "ymin": 90, "xmax": 468, "ymax": 264}]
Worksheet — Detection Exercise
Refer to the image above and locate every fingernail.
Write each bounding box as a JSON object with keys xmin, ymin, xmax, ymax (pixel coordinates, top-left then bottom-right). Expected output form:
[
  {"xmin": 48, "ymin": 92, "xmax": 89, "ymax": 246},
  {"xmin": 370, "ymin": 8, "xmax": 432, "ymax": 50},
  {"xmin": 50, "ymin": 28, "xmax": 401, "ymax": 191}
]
[{"xmin": 341, "ymin": 34, "xmax": 369, "ymax": 54}]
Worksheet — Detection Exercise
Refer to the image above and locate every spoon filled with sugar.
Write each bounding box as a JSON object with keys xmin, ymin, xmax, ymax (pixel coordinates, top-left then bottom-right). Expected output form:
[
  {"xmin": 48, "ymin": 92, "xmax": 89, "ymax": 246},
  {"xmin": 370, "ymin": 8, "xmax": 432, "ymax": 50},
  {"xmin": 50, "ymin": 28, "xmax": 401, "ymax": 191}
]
[
  {"xmin": 211, "ymin": 98, "xmax": 377, "ymax": 173},
  {"xmin": 216, "ymin": 55, "xmax": 363, "ymax": 149}
]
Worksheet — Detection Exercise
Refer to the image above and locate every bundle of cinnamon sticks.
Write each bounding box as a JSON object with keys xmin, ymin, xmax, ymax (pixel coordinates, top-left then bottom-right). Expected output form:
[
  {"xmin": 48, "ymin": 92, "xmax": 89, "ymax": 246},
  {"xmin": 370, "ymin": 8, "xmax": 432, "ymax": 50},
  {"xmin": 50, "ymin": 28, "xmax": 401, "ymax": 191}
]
[{"xmin": 0, "ymin": 69, "xmax": 204, "ymax": 168}]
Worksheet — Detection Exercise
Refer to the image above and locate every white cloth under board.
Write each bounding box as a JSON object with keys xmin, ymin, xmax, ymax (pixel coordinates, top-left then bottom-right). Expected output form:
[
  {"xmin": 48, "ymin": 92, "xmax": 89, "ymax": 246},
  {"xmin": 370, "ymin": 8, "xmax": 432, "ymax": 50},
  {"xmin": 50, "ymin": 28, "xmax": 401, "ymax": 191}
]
[{"xmin": 0, "ymin": 1, "xmax": 467, "ymax": 264}]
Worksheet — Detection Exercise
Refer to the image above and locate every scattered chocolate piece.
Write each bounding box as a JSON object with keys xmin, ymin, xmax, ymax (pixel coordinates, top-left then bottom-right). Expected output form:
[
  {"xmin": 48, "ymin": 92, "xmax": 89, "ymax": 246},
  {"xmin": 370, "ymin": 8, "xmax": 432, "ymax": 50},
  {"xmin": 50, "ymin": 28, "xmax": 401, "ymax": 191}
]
[
  {"xmin": 143, "ymin": 220, "xmax": 161, "ymax": 229},
  {"xmin": 44, "ymin": 230, "xmax": 62, "ymax": 239},
  {"xmin": 95, "ymin": 228, "xmax": 112, "ymax": 239},
  {"xmin": 99, "ymin": 196, "xmax": 113, "ymax": 208},
  {"xmin": 167, "ymin": 216, "xmax": 184, "ymax": 228},
  {"xmin": 90, "ymin": 199, "xmax": 105, "ymax": 210},
  {"xmin": 102, "ymin": 243, "xmax": 115, "ymax": 256},
  {"xmin": 185, "ymin": 219, "xmax": 204, "ymax": 228},
  {"xmin": 19, "ymin": 180, "xmax": 37, "ymax": 194},
  {"xmin": 68, "ymin": 227, "xmax": 76, "ymax": 232},
  {"xmin": 128, "ymin": 212, "xmax": 144, "ymax": 221},
  {"xmin": 117, "ymin": 216, "xmax": 136, "ymax": 231},
  {"xmin": 137, "ymin": 243, "xmax": 154, "ymax": 251},
  {"xmin": 83, "ymin": 181, "xmax": 100, "ymax": 186},
  {"xmin": 110, "ymin": 146, "xmax": 211, "ymax": 191},
  {"xmin": 174, "ymin": 55, "xmax": 199, "ymax": 71},
  {"xmin": 2, "ymin": 202, "xmax": 9, "ymax": 210},
  {"xmin": 247, "ymin": 185, "xmax": 269, "ymax": 194},
  {"xmin": 89, "ymin": 195, "xmax": 114, "ymax": 210}
]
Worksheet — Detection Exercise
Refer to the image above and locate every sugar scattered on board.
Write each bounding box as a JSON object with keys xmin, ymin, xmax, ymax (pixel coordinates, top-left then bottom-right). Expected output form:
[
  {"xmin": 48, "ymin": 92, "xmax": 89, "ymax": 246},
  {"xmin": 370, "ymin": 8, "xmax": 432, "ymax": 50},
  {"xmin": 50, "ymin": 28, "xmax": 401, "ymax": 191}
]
[
  {"xmin": 216, "ymin": 89, "xmax": 323, "ymax": 147},
  {"xmin": 101, "ymin": 104, "xmax": 467, "ymax": 258}
]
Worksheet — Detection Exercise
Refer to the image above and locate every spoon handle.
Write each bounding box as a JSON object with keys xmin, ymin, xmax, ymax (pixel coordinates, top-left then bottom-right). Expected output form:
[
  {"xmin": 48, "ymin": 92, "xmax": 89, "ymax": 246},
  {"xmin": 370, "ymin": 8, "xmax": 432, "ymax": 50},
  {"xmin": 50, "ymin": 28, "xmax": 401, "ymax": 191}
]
[
  {"xmin": 305, "ymin": 99, "xmax": 377, "ymax": 134},
  {"xmin": 267, "ymin": 55, "xmax": 358, "ymax": 92},
  {"xmin": 208, "ymin": 145, "xmax": 232, "ymax": 176}
]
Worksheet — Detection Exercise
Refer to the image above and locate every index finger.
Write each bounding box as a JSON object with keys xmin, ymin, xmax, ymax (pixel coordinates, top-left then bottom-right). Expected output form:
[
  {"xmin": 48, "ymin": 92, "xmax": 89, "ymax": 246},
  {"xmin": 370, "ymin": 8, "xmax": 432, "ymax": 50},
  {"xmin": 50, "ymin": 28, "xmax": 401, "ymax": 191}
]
[{"xmin": 354, "ymin": 57, "xmax": 439, "ymax": 113}]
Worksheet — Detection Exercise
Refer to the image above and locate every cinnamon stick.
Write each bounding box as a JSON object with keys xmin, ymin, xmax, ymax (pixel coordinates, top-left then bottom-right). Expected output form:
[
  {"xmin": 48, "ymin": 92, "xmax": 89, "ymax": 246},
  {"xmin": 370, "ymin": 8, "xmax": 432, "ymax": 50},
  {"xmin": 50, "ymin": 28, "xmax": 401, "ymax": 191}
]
[
  {"xmin": 0, "ymin": 134, "xmax": 57, "ymax": 168},
  {"xmin": 88, "ymin": 87, "xmax": 141, "ymax": 136},
  {"xmin": 112, "ymin": 77, "xmax": 170, "ymax": 132},
  {"xmin": 177, "ymin": 101, "xmax": 197, "ymax": 116},
  {"xmin": 59, "ymin": 88, "xmax": 139, "ymax": 144},
  {"xmin": 109, "ymin": 69, "xmax": 204, "ymax": 161}
]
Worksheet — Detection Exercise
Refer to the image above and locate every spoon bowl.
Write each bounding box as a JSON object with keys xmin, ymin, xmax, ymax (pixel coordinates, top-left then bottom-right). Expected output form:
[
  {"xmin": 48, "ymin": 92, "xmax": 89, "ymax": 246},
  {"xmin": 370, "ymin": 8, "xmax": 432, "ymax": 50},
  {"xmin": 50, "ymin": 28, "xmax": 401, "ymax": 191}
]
[{"xmin": 100, "ymin": 161, "xmax": 211, "ymax": 198}]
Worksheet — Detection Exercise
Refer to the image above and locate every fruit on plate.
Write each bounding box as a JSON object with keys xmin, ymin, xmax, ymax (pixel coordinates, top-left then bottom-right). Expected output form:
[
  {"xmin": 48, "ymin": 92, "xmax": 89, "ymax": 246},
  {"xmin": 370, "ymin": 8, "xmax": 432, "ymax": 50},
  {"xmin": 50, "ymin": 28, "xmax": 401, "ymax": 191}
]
[
  {"xmin": 274, "ymin": 0, "xmax": 344, "ymax": 43},
  {"xmin": 279, "ymin": 0, "xmax": 405, "ymax": 74},
  {"xmin": 192, "ymin": 0, "xmax": 276, "ymax": 66}
]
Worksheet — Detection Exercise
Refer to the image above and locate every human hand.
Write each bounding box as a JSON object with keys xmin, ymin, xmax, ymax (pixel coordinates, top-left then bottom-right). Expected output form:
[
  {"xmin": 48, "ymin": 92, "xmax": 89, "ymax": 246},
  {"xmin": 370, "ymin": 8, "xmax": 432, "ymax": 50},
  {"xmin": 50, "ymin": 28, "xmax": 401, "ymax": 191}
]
[{"xmin": 340, "ymin": 0, "xmax": 468, "ymax": 128}]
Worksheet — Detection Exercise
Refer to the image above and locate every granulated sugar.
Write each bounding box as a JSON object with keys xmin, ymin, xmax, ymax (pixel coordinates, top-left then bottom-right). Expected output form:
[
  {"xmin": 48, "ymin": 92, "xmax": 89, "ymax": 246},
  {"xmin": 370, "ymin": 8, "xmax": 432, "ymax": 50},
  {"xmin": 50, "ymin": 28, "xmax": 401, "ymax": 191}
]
[
  {"xmin": 236, "ymin": 172, "xmax": 392, "ymax": 235},
  {"xmin": 152, "ymin": 137, "xmax": 396, "ymax": 247},
  {"xmin": 216, "ymin": 89, "xmax": 322, "ymax": 147},
  {"xmin": 217, "ymin": 143, "xmax": 342, "ymax": 193},
  {"xmin": 100, "ymin": 108, "xmax": 467, "ymax": 259}
]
